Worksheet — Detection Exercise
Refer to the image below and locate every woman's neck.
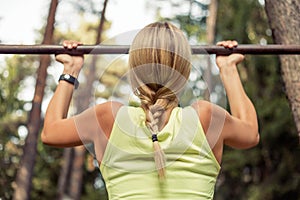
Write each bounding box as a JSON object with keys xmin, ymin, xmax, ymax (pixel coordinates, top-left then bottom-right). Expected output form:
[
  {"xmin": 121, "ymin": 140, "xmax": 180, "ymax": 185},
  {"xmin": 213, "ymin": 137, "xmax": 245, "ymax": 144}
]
[{"xmin": 143, "ymin": 105, "xmax": 177, "ymax": 132}]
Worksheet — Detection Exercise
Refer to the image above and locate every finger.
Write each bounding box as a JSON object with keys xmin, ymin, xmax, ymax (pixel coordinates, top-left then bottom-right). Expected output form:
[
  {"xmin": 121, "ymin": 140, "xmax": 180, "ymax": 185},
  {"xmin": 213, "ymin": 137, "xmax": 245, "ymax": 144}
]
[
  {"xmin": 72, "ymin": 42, "xmax": 78, "ymax": 48},
  {"xmin": 62, "ymin": 40, "xmax": 76, "ymax": 49},
  {"xmin": 62, "ymin": 40, "xmax": 73, "ymax": 49},
  {"xmin": 217, "ymin": 41, "xmax": 230, "ymax": 48},
  {"xmin": 69, "ymin": 41, "xmax": 82, "ymax": 49},
  {"xmin": 72, "ymin": 41, "xmax": 83, "ymax": 48},
  {"xmin": 232, "ymin": 40, "xmax": 238, "ymax": 47},
  {"xmin": 55, "ymin": 54, "xmax": 65, "ymax": 63},
  {"xmin": 55, "ymin": 54, "xmax": 72, "ymax": 61},
  {"xmin": 73, "ymin": 41, "xmax": 83, "ymax": 47},
  {"xmin": 216, "ymin": 41, "xmax": 225, "ymax": 46},
  {"xmin": 67, "ymin": 41, "xmax": 75, "ymax": 49},
  {"xmin": 228, "ymin": 40, "xmax": 238, "ymax": 48},
  {"xmin": 224, "ymin": 40, "xmax": 232, "ymax": 48},
  {"xmin": 217, "ymin": 40, "xmax": 232, "ymax": 47},
  {"xmin": 225, "ymin": 40, "xmax": 238, "ymax": 48},
  {"xmin": 63, "ymin": 40, "xmax": 69, "ymax": 48},
  {"xmin": 228, "ymin": 43, "xmax": 234, "ymax": 48}
]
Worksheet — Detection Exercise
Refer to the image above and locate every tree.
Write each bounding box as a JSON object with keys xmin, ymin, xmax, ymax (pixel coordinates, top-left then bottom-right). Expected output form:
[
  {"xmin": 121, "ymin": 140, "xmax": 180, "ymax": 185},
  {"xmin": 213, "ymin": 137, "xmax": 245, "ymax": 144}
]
[
  {"xmin": 13, "ymin": 0, "xmax": 59, "ymax": 199},
  {"xmin": 70, "ymin": 1, "xmax": 109, "ymax": 198},
  {"xmin": 0, "ymin": 55, "xmax": 36, "ymax": 199},
  {"xmin": 203, "ymin": 0, "xmax": 218, "ymax": 100},
  {"xmin": 264, "ymin": 0, "xmax": 300, "ymax": 141},
  {"xmin": 154, "ymin": 0, "xmax": 299, "ymax": 199},
  {"xmin": 150, "ymin": 0, "xmax": 223, "ymax": 107},
  {"xmin": 214, "ymin": 1, "xmax": 300, "ymax": 199},
  {"xmin": 56, "ymin": 0, "xmax": 110, "ymax": 199}
]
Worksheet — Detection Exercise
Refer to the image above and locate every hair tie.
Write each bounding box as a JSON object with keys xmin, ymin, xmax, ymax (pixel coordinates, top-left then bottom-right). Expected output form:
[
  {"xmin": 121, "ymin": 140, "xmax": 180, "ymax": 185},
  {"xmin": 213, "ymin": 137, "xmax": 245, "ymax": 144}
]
[{"xmin": 152, "ymin": 134, "xmax": 158, "ymax": 142}]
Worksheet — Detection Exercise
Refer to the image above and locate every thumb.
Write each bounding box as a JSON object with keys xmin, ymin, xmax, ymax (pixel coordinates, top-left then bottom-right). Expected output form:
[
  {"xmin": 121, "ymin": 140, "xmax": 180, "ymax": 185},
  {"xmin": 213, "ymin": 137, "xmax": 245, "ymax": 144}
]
[
  {"xmin": 228, "ymin": 54, "xmax": 245, "ymax": 65},
  {"xmin": 55, "ymin": 54, "xmax": 73, "ymax": 66}
]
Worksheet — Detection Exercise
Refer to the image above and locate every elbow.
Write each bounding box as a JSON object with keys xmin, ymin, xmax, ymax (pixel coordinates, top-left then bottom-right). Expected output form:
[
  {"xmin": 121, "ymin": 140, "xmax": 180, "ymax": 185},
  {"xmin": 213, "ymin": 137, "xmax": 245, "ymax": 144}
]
[
  {"xmin": 41, "ymin": 118, "xmax": 51, "ymax": 145},
  {"xmin": 41, "ymin": 120, "xmax": 58, "ymax": 146},
  {"xmin": 240, "ymin": 124, "xmax": 260, "ymax": 149},
  {"xmin": 41, "ymin": 126, "xmax": 54, "ymax": 146},
  {"xmin": 244, "ymin": 118, "xmax": 260, "ymax": 148},
  {"xmin": 249, "ymin": 131, "xmax": 260, "ymax": 148},
  {"xmin": 235, "ymin": 132, "xmax": 260, "ymax": 150},
  {"xmin": 251, "ymin": 121, "xmax": 260, "ymax": 146},
  {"xmin": 246, "ymin": 125, "xmax": 260, "ymax": 148},
  {"xmin": 41, "ymin": 129, "xmax": 50, "ymax": 145}
]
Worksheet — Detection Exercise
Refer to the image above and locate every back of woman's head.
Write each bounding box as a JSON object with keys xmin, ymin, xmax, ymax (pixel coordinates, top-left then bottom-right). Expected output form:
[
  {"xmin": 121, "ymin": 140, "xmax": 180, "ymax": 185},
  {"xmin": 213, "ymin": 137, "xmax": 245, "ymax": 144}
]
[
  {"xmin": 128, "ymin": 22, "xmax": 192, "ymax": 179},
  {"xmin": 129, "ymin": 21, "xmax": 192, "ymax": 111}
]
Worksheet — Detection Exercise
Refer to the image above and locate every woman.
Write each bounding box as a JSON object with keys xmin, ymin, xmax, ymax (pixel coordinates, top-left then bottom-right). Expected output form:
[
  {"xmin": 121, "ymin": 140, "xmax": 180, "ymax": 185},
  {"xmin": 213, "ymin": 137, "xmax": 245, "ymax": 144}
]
[{"xmin": 42, "ymin": 22, "xmax": 259, "ymax": 199}]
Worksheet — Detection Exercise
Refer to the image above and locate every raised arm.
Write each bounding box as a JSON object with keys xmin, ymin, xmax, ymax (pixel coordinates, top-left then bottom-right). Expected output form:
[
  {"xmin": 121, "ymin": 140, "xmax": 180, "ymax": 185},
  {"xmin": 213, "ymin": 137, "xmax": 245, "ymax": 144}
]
[
  {"xmin": 41, "ymin": 40, "xmax": 85, "ymax": 147},
  {"xmin": 216, "ymin": 40, "xmax": 259, "ymax": 148}
]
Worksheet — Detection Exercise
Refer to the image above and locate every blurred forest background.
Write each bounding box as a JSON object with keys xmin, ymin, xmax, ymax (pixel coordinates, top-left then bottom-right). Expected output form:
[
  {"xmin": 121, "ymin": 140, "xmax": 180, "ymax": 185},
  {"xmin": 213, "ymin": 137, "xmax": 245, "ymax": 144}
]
[{"xmin": 0, "ymin": 0, "xmax": 299, "ymax": 199}]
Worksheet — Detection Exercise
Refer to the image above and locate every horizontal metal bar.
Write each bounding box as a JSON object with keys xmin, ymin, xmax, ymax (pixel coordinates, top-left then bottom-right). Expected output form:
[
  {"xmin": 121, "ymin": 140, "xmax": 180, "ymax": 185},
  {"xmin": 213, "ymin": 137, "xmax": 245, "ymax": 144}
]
[{"xmin": 0, "ymin": 44, "xmax": 299, "ymax": 55}]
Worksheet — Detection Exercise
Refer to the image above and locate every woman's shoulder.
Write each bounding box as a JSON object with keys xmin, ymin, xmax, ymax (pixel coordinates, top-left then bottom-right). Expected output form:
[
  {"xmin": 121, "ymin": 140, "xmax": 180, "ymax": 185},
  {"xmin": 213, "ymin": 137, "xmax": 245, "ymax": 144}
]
[
  {"xmin": 190, "ymin": 100, "xmax": 213, "ymax": 114},
  {"xmin": 190, "ymin": 100, "xmax": 226, "ymax": 114},
  {"xmin": 93, "ymin": 101, "xmax": 124, "ymax": 137},
  {"xmin": 190, "ymin": 100, "xmax": 227, "ymax": 134},
  {"xmin": 94, "ymin": 101, "xmax": 123, "ymax": 114}
]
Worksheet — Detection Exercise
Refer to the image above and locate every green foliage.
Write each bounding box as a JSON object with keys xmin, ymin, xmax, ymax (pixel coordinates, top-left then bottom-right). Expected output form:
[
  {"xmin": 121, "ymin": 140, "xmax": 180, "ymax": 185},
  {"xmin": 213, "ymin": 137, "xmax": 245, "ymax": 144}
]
[
  {"xmin": 157, "ymin": 0, "xmax": 300, "ymax": 199},
  {"xmin": 81, "ymin": 170, "xmax": 109, "ymax": 200},
  {"xmin": 214, "ymin": 1, "xmax": 300, "ymax": 199},
  {"xmin": 0, "ymin": 3, "xmax": 113, "ymax": 199},
  {"xmin": 1, "ymin": 1, "xmax": 299, "ymax": 199},
  {"xmin": 0, "ymin": 55, "xmax": 37, "ymax": 199},
  {"xmin": 0, "ymin": 56, "xmax": 36, "ymax": 115},
  {"xmin": 30, "ymin": 140, "xmax": 63, "ymax": 199},
  {"xmin": 153, "ymin": 0, "xmax": 208, "ymax": 41}
]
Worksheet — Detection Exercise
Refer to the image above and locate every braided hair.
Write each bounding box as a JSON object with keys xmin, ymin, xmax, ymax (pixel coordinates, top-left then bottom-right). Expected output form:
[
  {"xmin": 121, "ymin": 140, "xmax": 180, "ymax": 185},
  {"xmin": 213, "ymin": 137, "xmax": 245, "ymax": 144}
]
[{"xmin": 129, "ymin": 22, "xmax": 192, "ymax": 179}]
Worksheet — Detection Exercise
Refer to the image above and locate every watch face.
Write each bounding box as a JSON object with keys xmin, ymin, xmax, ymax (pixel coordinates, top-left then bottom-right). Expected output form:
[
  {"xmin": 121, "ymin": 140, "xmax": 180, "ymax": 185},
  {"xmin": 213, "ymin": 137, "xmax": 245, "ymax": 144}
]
[{"xmin": 64, "ymin": 74, "xmax": 71, "ymax": 79}]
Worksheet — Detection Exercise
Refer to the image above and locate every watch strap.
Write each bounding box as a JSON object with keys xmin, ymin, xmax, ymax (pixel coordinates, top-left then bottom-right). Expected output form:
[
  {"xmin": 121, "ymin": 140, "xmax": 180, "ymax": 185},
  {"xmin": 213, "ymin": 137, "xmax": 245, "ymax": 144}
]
[{"xmin": 58, "ymin": 74, "xmax": 79, "ymax": 89}]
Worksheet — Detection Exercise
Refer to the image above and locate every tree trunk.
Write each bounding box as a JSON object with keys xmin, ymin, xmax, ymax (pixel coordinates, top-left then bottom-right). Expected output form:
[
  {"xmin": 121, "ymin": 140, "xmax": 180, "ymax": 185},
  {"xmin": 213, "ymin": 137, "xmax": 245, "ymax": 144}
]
[
  {"xmin": 206, "ymin": 0, "xmax": 218, "ymax": 45},
  {"xmin": 57, "ymin": 148, "xmax": 73, "ymax": 200},
  {"xmin": 264, "ymin": 0, "xmax": 300, "ymax": 140},
  {"xmin": 68, "ymin": 146, "xmax": 86, "ymax": 200},
  {"xmin": 204, "ymin": 0, "xmax": 218, "ymax": 100},
  {"xmin": 13, "ymin": 1, "xmax": 58, "ymax": 199},
  {"xmin": 57, "ymin": 1, "xmax": 109, "ymax": 199}
]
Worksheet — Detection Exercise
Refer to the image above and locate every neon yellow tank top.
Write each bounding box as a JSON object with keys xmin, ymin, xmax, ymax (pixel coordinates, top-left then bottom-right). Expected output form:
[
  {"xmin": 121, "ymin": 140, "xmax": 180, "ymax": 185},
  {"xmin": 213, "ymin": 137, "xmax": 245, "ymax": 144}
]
[{"xmin": 100, "ymin": 106, "xmax": 221, "ymax": 199}]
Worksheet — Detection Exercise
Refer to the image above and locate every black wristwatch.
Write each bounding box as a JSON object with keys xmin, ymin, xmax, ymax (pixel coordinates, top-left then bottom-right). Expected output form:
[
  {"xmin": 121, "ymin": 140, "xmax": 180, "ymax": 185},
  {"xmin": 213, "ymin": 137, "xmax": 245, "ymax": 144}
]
[{"xmin": 58, "ymin": 74, "xmax": 79, "ymax": 89}]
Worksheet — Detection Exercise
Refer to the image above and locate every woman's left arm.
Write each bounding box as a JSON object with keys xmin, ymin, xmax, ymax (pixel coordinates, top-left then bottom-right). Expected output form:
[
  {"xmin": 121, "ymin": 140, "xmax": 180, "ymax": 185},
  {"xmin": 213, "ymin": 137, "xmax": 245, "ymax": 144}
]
[{"xmin": 41, "ymin": 41, "xmax": 86, "ymax": 147}]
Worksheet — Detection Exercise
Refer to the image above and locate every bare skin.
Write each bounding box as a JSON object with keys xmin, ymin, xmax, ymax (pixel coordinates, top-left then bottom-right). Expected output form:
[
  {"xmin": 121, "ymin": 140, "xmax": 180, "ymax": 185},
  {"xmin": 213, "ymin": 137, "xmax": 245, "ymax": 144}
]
[
  {"xmin": 192, "ymin": 40, "xmax": 259, "ymax": 163},
  {"xmin": 41, "ymin": 40, "xmax": 259, "ymax": 164}
]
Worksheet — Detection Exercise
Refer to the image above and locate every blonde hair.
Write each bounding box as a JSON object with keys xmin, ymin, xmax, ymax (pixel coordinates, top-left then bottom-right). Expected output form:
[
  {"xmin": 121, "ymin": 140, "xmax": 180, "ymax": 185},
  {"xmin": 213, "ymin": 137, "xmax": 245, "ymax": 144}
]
[{"xmin": 129, "ymin": 22, "xmax": 192, "ymax": 179}]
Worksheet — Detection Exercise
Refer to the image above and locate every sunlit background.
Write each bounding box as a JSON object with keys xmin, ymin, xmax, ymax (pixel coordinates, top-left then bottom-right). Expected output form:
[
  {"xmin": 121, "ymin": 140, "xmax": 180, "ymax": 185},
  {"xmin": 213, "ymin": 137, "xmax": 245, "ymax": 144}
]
[
  {"xmin": 0, "ymin": 0, "xmax": 299, "ymax": 199},
  {"xmin": 0, "ymin": 0, "xmax": 156, "ymax": 43}
]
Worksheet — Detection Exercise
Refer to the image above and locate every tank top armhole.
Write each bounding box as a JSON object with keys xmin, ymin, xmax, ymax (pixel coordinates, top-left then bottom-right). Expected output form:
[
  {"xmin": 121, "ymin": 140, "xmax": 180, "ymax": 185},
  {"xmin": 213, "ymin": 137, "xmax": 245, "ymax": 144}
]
[
  {"xmin": 100, "ymin": 105, "xmax": 134, "ymax": 168},
  {"xmin": 186, "ymin": 106, "xmax": 221, "ymax": 170},
  {"xmin": 96, "ymin": 103, "xmax": 123, "ymax": 165}
]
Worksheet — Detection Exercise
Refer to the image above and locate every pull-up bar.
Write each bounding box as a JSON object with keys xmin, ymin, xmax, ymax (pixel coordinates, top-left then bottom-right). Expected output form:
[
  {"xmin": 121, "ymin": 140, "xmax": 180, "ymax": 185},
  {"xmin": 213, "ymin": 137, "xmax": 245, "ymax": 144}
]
[{"xmin": 0, "ymin": 44, "xmax": 299, "ymax": 55}]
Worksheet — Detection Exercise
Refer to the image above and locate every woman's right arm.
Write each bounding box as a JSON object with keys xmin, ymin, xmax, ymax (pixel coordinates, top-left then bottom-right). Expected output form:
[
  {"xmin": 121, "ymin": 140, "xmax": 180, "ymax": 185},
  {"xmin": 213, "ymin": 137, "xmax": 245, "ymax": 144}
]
[
  {"xmin": 41, "ymin": 41, "xmax": 122, "ymax": 148},
  {"xmin": 41, "ymin": 41, "xmax": 86, "ymax": 147}
]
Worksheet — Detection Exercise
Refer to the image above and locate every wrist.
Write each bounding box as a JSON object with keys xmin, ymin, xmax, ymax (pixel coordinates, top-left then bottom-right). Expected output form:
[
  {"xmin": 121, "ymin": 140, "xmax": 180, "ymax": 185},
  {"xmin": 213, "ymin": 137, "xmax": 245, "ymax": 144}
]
[
  {"xmin": 219, "ymin": 66, "xmax": 242, "ymax": 87},
  {"xmin": 220, "ymin": 64, "xmax": 239, "ymax": 78},
  {"xmin": 62, "ymin": 69, "xmax": 80, "ymax": 78}
]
